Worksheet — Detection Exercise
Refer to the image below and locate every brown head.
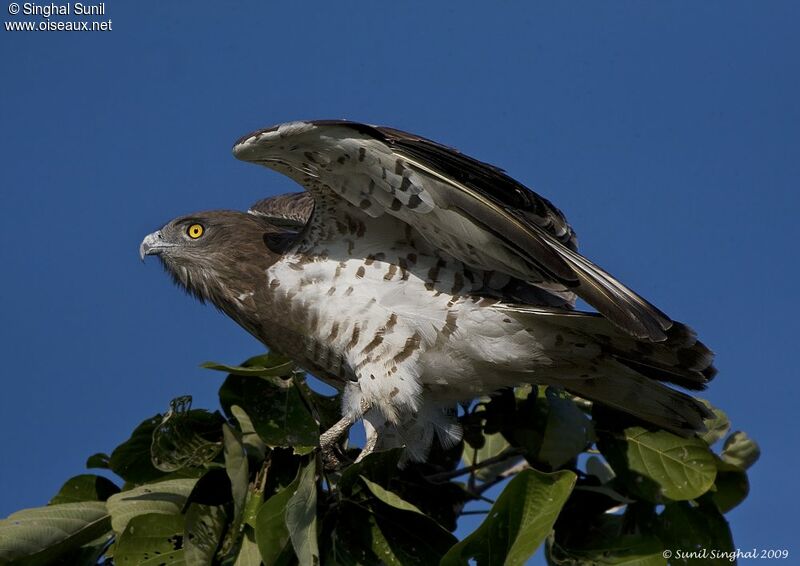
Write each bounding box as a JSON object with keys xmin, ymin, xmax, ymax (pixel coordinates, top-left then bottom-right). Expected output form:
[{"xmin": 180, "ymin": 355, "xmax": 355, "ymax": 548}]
[{"xmin": 140, "ymin": 210, "xmax": 291, "ymax": 323}]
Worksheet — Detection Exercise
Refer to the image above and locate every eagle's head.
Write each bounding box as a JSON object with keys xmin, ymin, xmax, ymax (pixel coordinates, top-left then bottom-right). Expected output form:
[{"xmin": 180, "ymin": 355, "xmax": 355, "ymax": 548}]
[{"xmin": 140, "ymin": 210, "xmax": 290, "ymax": 308}]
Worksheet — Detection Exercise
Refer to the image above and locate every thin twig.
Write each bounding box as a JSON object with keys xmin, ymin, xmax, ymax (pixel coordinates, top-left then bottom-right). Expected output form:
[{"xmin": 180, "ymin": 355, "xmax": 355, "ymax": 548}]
[
  {"xmin": 426, "ymin": 448, "xmax": 525, "ymax": 483},
  {"xmin": 467, "ymin": 446, "xmax": 478, "ymax": 493},
  {"xmin": 475, "ymin": 460, "xmax": 531, "ymax": 495}
]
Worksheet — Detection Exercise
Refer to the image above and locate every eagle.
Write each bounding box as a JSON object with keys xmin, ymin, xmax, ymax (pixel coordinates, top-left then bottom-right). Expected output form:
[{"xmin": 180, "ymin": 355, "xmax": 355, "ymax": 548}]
[{"xmin": 140, "ymin": 120, "xmax": 715, "ymax": 463}]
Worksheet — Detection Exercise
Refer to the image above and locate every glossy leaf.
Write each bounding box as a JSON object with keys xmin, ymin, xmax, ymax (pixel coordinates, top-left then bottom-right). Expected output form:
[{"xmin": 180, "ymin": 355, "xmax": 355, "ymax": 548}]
[
  {"xmin": 255, "ymin": 471, "xmax": 299, "ymax": 566},
  {"xmin": 108, "ymin": 415, "xmax": 169, "ymax": 484},
  {"xmin": 658, "ymin": 500, "xmax": 735, "ymax": 565},
  {"xmin": 150, "ymin": 396, "xmax": 224, "ymax": 472},
  {"xmin": 585, "ymin": 455, "xmax": 616, "ymax": 484},
  {"xmin": 699, "ymin": 402, "xmax": 730, "ymax": 446},
  {"xmin": 360, "ymin": 476, "xmax": 424, "ymax": 515},
  {"xmin": 49, "ymin": 474, "xmax": 120, "ymax": 505},
  {"xmin": 0, "ymin": 501, "xmax": 111, "ymax": 566},
  {"xmin": 85, "ymin": 453, "xmax": 110, "ymax": 470},
  {"xmin": 369, "ymin": 505, "xmax": 456, "ymax": 566},
  {"xmin": 599, "ymin": 427, "xmax": 717, "ymax": 501},
  {"xmin": 286, "ymin": 459, "xmax": 319, "ymax": 566},
  {"xmin": 721, "ymin": 431, "xmax": 760, "ymax": 470},
  {"xmin": 224, "ymin": 423, "xmax": 249, "ymax": 525},
  {"xmin": 219, "ymin": 374, "xmax": 319, "ymax": 452},
  {"xmin": 107, "ymin": 478, "xmax": 197, "ymax": 534},
  {"xmin": 462, "ymin": 431, "xmax": 516, "ymax": 482},
  {"xmin": 113, "ymin": 512, "xmax": 186, "ymax": 565},
  {"xmin": 539, "ymin": 388, "xmax": 594, "ymax": 468},
  {"xmin": 202, "ymin": 352, "xmax": 296, "ymax": 378},
  {"xmin": 234, "ymin": 527, "xmax": 262, "ymax": 566},
  {"xmin": 547, "ymin": 513, "xmax": 666, "ymax": 566},
  {"xmin": 711, "ymin": 458, "xmax": 750, "ymax": 513},
  {"xmin": 231, "ymin": 404, "xmax": 267, "ymax": 460},
  {"xmin": 441, "ymin": 468, "xmax": 576, "ymax": 566},
  {"xmin": 184, "ymin": 501, "xmax": 227, "ymax": 565}
]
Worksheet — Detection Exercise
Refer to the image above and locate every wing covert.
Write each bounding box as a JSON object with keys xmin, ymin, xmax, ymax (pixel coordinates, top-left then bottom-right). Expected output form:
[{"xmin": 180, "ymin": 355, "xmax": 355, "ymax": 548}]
[
  {"xmin": 233, "ymin": 120, "xmax": 673, "ymax": 341},
  {"xmin": 248, "ymin": 191, "xmax": 314, "ymax": 229}
]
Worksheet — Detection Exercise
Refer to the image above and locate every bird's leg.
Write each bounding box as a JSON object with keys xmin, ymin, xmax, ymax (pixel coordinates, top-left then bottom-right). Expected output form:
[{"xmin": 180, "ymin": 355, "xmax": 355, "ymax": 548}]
[
  {"xmin": 319, "ymin": 414, "xmax": 356, "ymax": 469},
  {"xmin": 355, "ymin": 418, "xmax": 379, "ymax": 464},
  {"xmin": 319, "ymin": 398, "xmax": 370, "ymax": 469}
]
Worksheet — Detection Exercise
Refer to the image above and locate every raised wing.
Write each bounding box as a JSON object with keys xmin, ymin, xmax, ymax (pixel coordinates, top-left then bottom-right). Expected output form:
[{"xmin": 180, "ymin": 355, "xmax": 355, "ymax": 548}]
[{"xmin": 233, "ymin": 120, "xmax": 672, "ymax": 341}]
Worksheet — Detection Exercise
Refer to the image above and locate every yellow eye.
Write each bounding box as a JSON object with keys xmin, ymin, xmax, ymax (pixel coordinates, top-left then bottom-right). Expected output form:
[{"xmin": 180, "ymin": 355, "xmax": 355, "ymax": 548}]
[{"xmin": 187, "ymin": 223, "xmax": 204, "ymax": 239}]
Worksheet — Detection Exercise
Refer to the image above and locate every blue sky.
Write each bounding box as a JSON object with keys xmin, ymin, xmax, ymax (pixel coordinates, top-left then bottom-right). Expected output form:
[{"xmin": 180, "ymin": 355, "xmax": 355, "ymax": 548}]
[{"xmin": 1, "ymin": 1, "xmax": 797, "ymax": 561}]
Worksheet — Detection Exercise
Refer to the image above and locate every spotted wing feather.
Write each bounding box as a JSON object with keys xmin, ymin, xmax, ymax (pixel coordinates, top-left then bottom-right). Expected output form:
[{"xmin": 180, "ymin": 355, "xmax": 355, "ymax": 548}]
[{"xmin": 233, "ymin": 120, "xmax": 672, "ymax": 341}]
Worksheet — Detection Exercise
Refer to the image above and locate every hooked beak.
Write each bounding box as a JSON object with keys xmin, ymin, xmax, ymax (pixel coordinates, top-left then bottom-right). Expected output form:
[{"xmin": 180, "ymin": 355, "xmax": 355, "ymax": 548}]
[{"xmin": 139, "ymin": 230, "xmax": 174, "ymax": 261}]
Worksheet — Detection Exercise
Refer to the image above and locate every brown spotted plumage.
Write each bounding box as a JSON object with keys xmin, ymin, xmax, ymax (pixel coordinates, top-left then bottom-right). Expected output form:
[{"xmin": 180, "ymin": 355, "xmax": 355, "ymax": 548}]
[{"xmin": 141, "ymin": 120, "xmax": 716, "ymax": 463}]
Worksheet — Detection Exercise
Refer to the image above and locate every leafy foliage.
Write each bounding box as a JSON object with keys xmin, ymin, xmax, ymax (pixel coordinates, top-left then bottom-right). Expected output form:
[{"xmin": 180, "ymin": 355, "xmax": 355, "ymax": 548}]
[{"xmin": 0, "ymin": 354, "xmax": 758, "ymax": 565}]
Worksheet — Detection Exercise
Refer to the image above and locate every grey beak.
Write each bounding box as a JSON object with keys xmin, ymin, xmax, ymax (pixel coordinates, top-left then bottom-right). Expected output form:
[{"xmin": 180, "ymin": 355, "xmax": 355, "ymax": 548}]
[{"xmin": 140, "ymin": 230, "xmax": 167, "ymax": 261}]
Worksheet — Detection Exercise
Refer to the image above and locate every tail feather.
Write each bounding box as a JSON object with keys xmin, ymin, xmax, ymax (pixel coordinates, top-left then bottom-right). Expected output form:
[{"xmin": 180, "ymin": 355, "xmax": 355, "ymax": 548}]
[
  {"xmin": 504, "ymin": 306, "xmax": 716, "ymax": 390},
  {"xmin": 559, "ymin": 359, "xmax": 713, "ymax": 435},
  {"xmin": 496, "ymin": 305, "xmax": 716, "ymax": 434},
  {"xmin": 600, "ymin": 320, "xmax": 716, "ymax": 390}
]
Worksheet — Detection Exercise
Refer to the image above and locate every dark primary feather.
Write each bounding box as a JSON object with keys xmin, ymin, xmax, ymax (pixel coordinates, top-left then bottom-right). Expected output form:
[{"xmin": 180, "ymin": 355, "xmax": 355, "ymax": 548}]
[
  {"xmin": 371, "ymin": 123, "xmax": 673, "ymax": 341},
  {"xmin": 375, "ymin": 124, "xmax": 579, "ymax": 251}
]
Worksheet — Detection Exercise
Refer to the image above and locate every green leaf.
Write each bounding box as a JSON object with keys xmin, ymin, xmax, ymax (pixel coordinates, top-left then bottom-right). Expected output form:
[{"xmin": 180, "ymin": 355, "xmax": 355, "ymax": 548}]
[
  {"xmin": 585, "ymin": 455, "xmax": 616, "ymax": 484},
  {"xmin": 107, "ymin": 478, "xmax": 197, "ymax": 534},
  {"xmin": 699, "ymin": 402, "xmax": 730, "ymax": 446},
  {"xmin": 0, "ymin": 502, "xmax": 111, "ymax": 566},
  {"xmin": 711, "ymin": 458, "xmax": 750, "ymax": 513},
  {"xmin": 255, "ymin": 468, "xmax": 301, "ymax": 566},
  {"xmin": 234, "ymin": 527, "xmax": 262, "ymax": 566},
  {"xmin": 721, "ymin": 431, "xmax": 760, "ymax": 470},
  {"xmin": 360, "ymin": 476, "xmax": 424, "ymax": 515},
  {"xmin": 114, "ymin": 512, "xmax": 186, "ymax": 565},
  {"xmin": 369, "ymin": 505, "xmax": 457, "ymax": 566},
  {"xmin": 295, "ymin": 378, "xmax": 343, "ymax": 431},
  {"xmin": 322, "ymin": 502, "xmax": 382, "ymax": 566},
  {"xmin": 598, "ymin": 427, "xmax": 717, "ymax": 502},
  {"xmin": 150, "ymin": 396, "xmax": 225, "ymax": 473},
  {"xmin": 184, "ymin": 468, "xmax": 236, "ymax": 562},
  {"xmin": 322, "ymin": 499, "xmax": 456, "ymax": 566},
  {"xmin": 85, "ymin": 453, "xmax": 110, "ymax": 469},
  {"xmin": 224, "ymin": 424, "xmax": 250, "ymax": 528},
  {"xmin": 219, "ymin": 374, "xmax": 319, "ymax": 452},
  {"xmin": 286, "ymin": 459, "xmax": 319, "ymax": 566},
  {"xmin": 539, "ymin": 388, "xmax": 594, "ymax": 468},
  {"xmin": 243, "ymin": 482, "xmax": 265, "ymax": 529},
  {"xmin": 184, "ymin": 501, "xmax": 227, "ymax": 565},
  {"xmin": 56, "ymin": 531, "xmax": 115, "ymax": 566},
  {"xmin": 546, "ymin": 513, "xmax": 666, "ymax": 566},
  {"xmin": 49, "ymin": 474, "xmax": 120, "ymax": 505},
  {"xmin": 231, "ymin": 405, "xmax": 267, "ymax": 460},
  {"xmin": 109, "ymin": 415, "xmax": 170, "ymax": 484},
  {"xmin": 462, "ymin": 431, "xmax": 516, "ymax": 482},
  {"xmin": 549, "ymin": 539, "xmax": 667, "ymax": 565},
  {"xmin": 658, "ymin": 500, "xmax": 734, "ymax": 565},
  {"xmin": 339, "ymin": 449, "xmax": 404, "ymax": 496},
  {"xmin": 339, "ymin": 449, "xmax": 469, "ymax": 532},
  {"xmin": 202, "ymin": 352, "xmax": 296, "ymax": 378},
  {"xmin": 441, "ymin": 468, "xmax": 576, "ymax": 566}
]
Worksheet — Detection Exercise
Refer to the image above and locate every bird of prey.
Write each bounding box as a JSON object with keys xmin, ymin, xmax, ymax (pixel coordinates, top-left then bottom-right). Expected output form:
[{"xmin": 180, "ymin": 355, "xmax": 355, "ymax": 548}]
[{"xmin": 140, "ymin": 120, "xmax": 715, "ymax": 463}]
